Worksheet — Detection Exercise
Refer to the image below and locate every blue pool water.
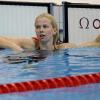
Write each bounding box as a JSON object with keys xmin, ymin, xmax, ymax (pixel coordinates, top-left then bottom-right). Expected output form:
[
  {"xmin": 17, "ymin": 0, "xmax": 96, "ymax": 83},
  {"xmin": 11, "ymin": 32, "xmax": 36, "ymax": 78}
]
[{"xmin": 0, "ymin": 47, "xmax": 100, "ymax": 100}]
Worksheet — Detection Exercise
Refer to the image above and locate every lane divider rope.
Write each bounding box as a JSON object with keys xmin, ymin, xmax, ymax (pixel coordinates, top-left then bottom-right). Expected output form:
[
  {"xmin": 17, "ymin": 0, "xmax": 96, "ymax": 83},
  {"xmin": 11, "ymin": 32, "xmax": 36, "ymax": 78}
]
[{"xmin": 0, "ymin": 72, "xmax": 100, "ymax": 94}]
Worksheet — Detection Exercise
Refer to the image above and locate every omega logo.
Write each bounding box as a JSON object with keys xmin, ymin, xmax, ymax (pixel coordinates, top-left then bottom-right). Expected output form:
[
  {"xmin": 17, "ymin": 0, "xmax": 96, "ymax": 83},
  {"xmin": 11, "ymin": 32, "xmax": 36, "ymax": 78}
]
[{"xmin": 79, "ymin": 17, "xmax": 100, "ymax": 29}]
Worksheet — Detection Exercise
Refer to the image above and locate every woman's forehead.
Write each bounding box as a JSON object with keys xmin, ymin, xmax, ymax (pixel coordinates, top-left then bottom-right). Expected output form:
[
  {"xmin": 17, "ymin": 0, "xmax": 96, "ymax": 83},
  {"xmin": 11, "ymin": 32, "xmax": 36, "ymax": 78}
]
[{"xmin": 36, "ymin": 17, "xmax": 51, "ymax": 24}]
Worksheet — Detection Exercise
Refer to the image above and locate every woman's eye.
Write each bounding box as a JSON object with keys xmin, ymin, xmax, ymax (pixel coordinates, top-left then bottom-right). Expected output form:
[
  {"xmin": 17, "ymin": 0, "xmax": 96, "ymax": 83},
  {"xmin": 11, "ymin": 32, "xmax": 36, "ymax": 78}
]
[
  {"xmin": 35, "ymin": 25, "xmax": 49, "ymax": 29},
  {"xmin": 43, "ymin": 25, "xmax": 48, "ymax": 28},
  {"xmin": 36, "ymin": 26, "xmax": 40, "ymax": 29}
]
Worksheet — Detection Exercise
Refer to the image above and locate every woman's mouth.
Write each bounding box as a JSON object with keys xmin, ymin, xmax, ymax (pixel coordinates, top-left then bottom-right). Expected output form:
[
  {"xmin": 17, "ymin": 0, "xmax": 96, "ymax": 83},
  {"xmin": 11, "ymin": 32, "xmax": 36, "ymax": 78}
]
[{"xmin": 39, "ymin": 34, "xmax": 45, "ymax": 39}]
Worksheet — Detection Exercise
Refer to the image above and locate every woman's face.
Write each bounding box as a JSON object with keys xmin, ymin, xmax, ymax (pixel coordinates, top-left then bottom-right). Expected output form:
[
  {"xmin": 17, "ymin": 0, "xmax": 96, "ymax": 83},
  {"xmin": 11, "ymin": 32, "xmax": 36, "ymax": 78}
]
[{"xmin": 35, "ymin": 17, "xmax": 56, "ymax": 42}]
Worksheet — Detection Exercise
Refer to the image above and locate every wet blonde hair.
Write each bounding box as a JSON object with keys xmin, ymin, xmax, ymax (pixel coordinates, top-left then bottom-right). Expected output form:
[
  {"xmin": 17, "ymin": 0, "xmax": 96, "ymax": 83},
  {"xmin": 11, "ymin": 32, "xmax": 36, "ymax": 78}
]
[{"xmin": 35, "ymin": 13, "xmax": 59, "ymax": 49}]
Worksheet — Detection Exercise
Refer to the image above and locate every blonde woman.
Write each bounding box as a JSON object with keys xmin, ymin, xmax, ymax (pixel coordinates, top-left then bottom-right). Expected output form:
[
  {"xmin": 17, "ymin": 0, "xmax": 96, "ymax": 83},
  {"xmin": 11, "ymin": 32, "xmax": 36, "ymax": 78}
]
[{"xmin": 0, "ymin": 13, "xmax": 76, "ymax": 51}]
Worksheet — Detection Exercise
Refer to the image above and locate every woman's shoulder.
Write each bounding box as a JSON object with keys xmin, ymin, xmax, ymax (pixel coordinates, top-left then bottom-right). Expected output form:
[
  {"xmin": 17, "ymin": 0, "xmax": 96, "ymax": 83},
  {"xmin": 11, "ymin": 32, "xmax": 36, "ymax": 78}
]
[
  {"xmin": 32, "ymin": 37, "xmax": 39, "ymax": 41},
  {"xmin": 57, "ymin": 43, "xmax": 77, "ymax": 49},
  {"xmin": 32, "ymin": 37, "xmax": 40, "ymax": 49}
]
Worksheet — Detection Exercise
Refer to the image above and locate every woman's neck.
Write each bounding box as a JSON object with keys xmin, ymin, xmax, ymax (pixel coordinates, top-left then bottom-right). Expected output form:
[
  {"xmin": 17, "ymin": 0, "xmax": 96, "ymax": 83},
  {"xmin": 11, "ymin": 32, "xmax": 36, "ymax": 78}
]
[{"xmin": 39, "ymin": 39, "xmax": 54, "ymax": 50}]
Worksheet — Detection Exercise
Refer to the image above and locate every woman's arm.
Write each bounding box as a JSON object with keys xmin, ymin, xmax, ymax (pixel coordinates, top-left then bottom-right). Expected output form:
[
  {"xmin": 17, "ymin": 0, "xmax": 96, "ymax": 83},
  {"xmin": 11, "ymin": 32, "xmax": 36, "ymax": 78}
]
[
  {"xmin": 0, "ymin": 36, "xmax": 36, "ymax": 51},
  {"xmin": 78, "ymin": 34, "xmax": 100, "ymax": 47},
  {"xmin": 16, "ymin": 38, "xmax": 36, "ymax": 50},
  {"xmin": 58, "ymin": 43, "xmax": 77, "ymax": 49},
  {"xmin": 0, "ymin": 36, "xmax": 23, "ymax": 51},
  {"xmin": 79, "ymin": 41, "xmax": 100, "ymax": 47}
]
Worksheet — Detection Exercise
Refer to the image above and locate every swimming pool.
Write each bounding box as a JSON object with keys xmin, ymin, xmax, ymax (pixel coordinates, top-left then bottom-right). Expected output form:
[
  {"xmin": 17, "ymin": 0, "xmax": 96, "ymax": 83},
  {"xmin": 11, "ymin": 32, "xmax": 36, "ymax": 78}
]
[{"xmin": 0, "ymin": 47, "xmax": 100, "ymax": 100}]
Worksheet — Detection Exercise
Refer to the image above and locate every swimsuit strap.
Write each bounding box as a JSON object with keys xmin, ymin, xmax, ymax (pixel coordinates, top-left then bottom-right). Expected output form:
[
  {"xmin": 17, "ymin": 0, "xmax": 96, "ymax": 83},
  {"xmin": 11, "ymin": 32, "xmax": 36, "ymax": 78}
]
[{"xmin": 32, "ymin": 37, "xmax": 40, "ymax": 50}]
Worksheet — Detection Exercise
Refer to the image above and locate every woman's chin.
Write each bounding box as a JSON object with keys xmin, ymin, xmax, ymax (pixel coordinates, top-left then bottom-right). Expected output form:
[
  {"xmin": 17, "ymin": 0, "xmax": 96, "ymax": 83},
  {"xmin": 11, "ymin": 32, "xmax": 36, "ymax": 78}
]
[{"xmin": 40, "ymin": 38, "xmax": 47, "ymax": 42}]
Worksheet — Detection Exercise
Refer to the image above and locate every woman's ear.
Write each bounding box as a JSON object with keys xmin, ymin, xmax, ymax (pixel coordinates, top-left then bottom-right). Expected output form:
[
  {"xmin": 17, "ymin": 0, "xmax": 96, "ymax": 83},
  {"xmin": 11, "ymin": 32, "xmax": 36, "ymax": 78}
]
[{"xmin": 53, "ymin": 28, "xmax": 57, "ymax": 35}]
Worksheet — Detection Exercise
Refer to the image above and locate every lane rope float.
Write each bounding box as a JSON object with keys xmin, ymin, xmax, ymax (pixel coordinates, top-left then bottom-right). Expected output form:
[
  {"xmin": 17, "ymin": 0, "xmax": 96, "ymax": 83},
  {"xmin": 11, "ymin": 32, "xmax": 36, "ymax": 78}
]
[{"xmin": 0, "ymin": 72, "xmax": 100, "ymax": 94}]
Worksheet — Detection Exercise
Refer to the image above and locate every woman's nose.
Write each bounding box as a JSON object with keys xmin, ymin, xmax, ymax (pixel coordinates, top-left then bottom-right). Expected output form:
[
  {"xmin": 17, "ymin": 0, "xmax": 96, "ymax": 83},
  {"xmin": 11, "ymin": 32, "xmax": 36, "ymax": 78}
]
[{"xmin": 40, "ymin": 27, "xmax": 43, "ymax": 31}]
